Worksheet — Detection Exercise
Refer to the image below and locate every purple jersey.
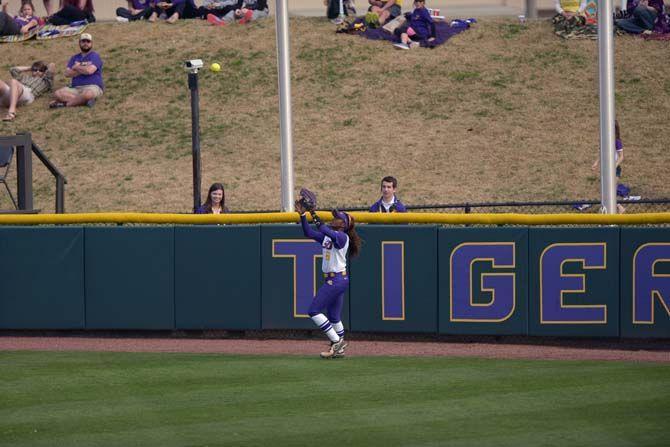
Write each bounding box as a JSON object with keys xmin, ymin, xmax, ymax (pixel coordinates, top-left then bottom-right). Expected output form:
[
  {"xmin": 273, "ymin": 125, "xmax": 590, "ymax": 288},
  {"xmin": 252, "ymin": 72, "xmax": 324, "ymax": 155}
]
[
  {"xmin": 369, "ymin": 196, "xmax": 407, "ymax": 213},
  {"xmin": 67, "ymin": 51, "xmax": 104, "ymax": 91},
  {"xmin": 131, "ymin": 0, "xmax": 152, "ymax": 8},
  {"xmin": 407, "ymin": 7, "xmax": 435, "ymax": 39},
  {"xmin": 13, "ymin": 15, "xmax": 35, "ymax": 28}
]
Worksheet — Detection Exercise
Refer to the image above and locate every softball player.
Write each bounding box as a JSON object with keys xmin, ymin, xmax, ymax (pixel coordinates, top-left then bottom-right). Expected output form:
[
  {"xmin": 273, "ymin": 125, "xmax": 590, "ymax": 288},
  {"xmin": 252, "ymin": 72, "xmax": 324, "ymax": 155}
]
[{"xmin": 295, "ymin": 200, "xmax": 361, "ymax": 358}]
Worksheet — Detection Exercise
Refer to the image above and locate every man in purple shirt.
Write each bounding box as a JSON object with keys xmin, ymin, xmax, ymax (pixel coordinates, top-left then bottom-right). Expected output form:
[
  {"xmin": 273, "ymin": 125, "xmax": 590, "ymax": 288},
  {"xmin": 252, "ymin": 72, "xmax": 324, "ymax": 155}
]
[
  {"xmin": 369, "ymin": 176, "xmax": 407, "ymax": 212},
  {"xmin": 50, "ymin": 33, "xmax": 104, "ymax": 108}
]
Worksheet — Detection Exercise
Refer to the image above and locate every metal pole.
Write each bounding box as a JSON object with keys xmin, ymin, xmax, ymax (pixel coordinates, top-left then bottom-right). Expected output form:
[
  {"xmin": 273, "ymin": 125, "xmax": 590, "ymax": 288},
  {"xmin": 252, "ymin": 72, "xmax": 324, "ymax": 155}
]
[
  {"xmin": 598, "ymin": 0, "xmax": 617, "ymax": 214},
  {"xmin": 274, "ymin": 0, "xmax": 295, "ymax": 212},
  {"xmin": 56, "ymin": 176, "xmax": 65, "ymax": 214},
  {"xmin": 525, "ymin": 0, "xmax": 537, "ymax": 19},
  {"xmin": 188, "ymin": 71, "xmax": 202, "ymax": 213}
]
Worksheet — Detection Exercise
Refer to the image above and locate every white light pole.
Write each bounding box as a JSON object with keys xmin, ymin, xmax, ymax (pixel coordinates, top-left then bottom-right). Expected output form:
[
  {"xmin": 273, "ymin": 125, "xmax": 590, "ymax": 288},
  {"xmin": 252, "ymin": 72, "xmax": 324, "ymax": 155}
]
[
  {"xmin": 597, "ymin": 0, "xmax": 617, "ymax": 214},
  {"xmin": 274, "ymin": 0, "xmax": 295, "ymax": 212}
]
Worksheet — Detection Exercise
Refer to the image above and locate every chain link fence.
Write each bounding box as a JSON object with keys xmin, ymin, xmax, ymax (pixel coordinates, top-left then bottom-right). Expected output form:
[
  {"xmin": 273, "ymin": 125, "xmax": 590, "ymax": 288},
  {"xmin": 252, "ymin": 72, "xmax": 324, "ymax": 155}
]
[
  {"xmin": 244, "ymin": 198, "xmax": 670, "ymax": 215},
  {"xmin": 408, "ymin": 198, "xmax": 670, "ymax": 214}
]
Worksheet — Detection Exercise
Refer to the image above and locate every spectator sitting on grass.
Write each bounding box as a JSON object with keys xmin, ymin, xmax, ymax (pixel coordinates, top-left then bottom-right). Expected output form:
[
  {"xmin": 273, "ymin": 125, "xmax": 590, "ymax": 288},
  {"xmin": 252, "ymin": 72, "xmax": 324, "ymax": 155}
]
[
  {"xmin": 198, "ymin": 0, "xmax": 239, "ymax": 24},
  {"xmin": 1, "ymin": 61, "xmax": 54, "ymax": 122},
  {"xmin": 43, "ymin": 0, "xmax": 60, "ymax": 16},
  {"xmin": 392, "ymin": 0, "xmax": 435, "ymax": 49},
  {"xmin": 207, "ymin": 0, "xmax": 269, "ymax": 25},
  {"xmin": 195, "ymin": 183, "xmax": 230, "ymax": 214},
  {"xmin": 148, "ymin": 0, "xmax": 198, "ymax": 24},
  {"xmin": 0, "ymin": 0, "xmax": 39, "ymax": 36},
  {"xmin": 552, "ymin": 0, "xmax": 591, "ymax": 37},
  {"xmin": 554, "ymin": 0, "xmax": 587, "ymax": 19},
  {"xmin": 591, "ymin": 120, "xmax": 627, "ymax": 213},
  {"xmin": 325, "ymin": 0, "xmax": 356, "ymax": 24},
  {"xmin": 615, "ymin": 0, "xmax": 668, "ymax": 35},
  {"xmin": 48, "ymin": 0, "xmax": 95, "ymax": 25},
  {"xmin": 368, "ymin": 0, "xmax": 402, "ymax": 26},
  {"xmin": 50, "ymin": 33, "xmax": 103, "ymax": 108},
  {"xmin": 369, "ymin": 176, "xmax": 407, "ymax": 212},
  {"xmin": 116, "ymin": 0, "xmax": 154, "ymax": 22}
]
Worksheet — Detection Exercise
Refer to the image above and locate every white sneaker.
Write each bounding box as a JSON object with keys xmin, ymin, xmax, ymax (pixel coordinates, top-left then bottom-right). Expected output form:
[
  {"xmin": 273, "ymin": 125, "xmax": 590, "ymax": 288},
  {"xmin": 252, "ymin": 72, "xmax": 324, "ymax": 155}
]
[
  {"xmin": 332, "ymin": 337, "xmax": 347, "ymax": 353},
  {"xmin": 116, "ymin": 16, "xmax": 129, "ymax": 23},
  {"xmin": 408, "ymin": 41, "xmax": 420, "ymax": 49},
  {"xmin": 393, "ymin": 42, "xmax": 410, "ymax": 50},
  {"xmin": 320, "ymin": 337, "xmax": 348, "ymax": 359}
]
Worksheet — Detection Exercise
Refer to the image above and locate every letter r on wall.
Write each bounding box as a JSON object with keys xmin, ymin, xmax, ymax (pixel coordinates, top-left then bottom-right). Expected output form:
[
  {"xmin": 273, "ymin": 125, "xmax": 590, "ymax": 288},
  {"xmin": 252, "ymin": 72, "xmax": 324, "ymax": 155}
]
[{"xmin": 633, "ymin": 243, "xmax": 670, "ymax": 324}]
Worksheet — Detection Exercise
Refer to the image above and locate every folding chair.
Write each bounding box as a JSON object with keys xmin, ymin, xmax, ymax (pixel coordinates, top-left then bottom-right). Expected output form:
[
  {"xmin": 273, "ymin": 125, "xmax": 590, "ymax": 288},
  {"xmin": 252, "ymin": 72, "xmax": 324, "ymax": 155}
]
[{"xmin": 0, "ymin": 145, "xmax": 18, "ymax": 210}]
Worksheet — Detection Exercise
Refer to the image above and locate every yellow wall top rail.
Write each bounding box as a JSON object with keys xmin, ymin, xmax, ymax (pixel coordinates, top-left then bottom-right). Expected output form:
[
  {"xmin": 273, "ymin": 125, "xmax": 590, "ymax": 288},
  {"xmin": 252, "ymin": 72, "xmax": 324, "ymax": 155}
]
[{"xmin": 0, "ymin": 212, "xmax": 669, "ymax": 225}]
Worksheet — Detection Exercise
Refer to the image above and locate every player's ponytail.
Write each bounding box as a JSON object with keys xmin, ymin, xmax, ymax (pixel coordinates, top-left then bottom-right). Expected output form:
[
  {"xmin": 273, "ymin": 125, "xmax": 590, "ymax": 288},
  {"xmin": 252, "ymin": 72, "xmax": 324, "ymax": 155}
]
[{"xmin": 346, "ymin": 215, "xmax": 362, "ymax": 258}]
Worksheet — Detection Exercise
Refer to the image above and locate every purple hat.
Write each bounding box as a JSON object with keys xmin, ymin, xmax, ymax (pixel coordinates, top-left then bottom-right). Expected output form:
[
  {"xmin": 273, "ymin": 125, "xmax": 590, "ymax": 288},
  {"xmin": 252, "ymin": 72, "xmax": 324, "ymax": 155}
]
[{"xmin": 331, "ymin": 209, "xmax": 350, "ymax": 231}]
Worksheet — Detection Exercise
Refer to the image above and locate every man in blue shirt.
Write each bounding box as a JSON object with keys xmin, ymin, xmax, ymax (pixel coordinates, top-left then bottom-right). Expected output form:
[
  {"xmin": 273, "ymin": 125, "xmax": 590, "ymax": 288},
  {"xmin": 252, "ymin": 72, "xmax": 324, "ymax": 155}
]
[
  {"xmin": 50, "ymin": 33, "xmax": 104, "ymax": 108},
  {"xmin": 369, "ymin": 176, "xmax": 407, "ymax": 213}
]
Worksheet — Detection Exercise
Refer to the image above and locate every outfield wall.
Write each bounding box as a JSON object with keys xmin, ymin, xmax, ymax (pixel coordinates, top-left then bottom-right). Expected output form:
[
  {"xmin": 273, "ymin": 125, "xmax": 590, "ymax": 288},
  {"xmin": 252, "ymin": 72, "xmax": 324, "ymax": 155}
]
[{"xmin": 0, "ymin": 225, "xmax": 668, "ymax": 338}]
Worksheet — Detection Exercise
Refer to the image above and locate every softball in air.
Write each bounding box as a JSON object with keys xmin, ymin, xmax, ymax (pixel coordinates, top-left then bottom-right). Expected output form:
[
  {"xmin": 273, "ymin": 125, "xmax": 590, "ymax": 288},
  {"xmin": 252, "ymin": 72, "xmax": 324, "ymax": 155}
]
[{"xmin": 210, "ymin": 62, "xmax": 221, "ymax": 72}]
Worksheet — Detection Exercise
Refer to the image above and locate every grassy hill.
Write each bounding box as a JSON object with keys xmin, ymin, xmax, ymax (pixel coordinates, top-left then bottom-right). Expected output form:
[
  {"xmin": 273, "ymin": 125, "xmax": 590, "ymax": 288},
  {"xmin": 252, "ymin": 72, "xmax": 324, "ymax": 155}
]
[{"xmin": 1, "ymin": 18, "xmax": 668, "ymax": 213}]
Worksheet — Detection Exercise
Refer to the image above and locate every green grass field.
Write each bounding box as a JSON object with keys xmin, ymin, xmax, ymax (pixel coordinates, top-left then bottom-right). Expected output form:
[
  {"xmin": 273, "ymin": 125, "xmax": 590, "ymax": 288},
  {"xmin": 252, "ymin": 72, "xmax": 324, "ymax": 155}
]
[{"xmin": 1, "ymin": 351, "xmax": 668, "ymax": 446}]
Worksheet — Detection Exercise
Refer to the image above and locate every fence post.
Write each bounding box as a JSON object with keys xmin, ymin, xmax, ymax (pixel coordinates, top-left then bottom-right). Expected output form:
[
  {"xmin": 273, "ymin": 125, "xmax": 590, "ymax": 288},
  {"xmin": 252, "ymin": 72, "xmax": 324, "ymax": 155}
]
[
  {"xmin": 16, "ymin": 133, "xmax": 33, "ymax": 211},
  {"xmin": 525, "ymin": 0, "xmax": 537, "ymax": 19},
  {"xmin": 188, "ymin": 71, "xmax": 201, "ymax": 213},
  {"xmin": 56, "ymin": 176, "xmax": 65, "ymax": 214}
]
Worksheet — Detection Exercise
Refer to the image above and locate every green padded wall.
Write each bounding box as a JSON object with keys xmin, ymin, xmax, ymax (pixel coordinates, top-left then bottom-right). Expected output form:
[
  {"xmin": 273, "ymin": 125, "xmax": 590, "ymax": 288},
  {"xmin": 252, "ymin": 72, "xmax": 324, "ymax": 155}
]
[
  {"xmin": 620, "ymin": 228, "xmax": 670, "ymax": 338},
  {"xmin": 85, "ymin": 227, "xmax": 175, "ymax": 329},
  {"xmin": 0, "ymin": 224, "xmax": 666, "ymax": 338},
  {"xmin": 174, "ymin": 226, "xmax": 261, "ymax": 329},
  {"xmin": 529, "ymin": 228, "xmax": 620, "ymax": 337},
  {"xmin": 261, "ymin": 225, "xmax": 350, "ymax": 330},
  {"xmin": 349, "ymin": 226, "xmax": 438, "ymax": 333},
  {"xmin": 439, "ymin": 228, "xmax": 528, "ymax": 335},
  {"xmin": 0, "ymin": 227, "xmax": 84, "ymax": 329}
]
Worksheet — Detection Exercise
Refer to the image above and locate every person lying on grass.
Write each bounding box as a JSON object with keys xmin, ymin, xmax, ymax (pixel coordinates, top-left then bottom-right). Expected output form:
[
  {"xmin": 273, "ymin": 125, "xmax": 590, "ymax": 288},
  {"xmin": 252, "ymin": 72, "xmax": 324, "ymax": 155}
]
[
  {"xmin": 1, "ymin": 61, "xmax": 54, "ymax": 122},
  {"xmin": 393, "ymin": 0, "xmax": 435, "ymax": 49},
  {"xmin": 198, "ymin": 0, "xmax": 239, "ymax": 24},
  {"xmin": 0, "ymin": 0, "xmax": 39, "ymax": 36},
  {"xmin": 206, "ymin": 0, "xmax": 268, "ymax": 25}
]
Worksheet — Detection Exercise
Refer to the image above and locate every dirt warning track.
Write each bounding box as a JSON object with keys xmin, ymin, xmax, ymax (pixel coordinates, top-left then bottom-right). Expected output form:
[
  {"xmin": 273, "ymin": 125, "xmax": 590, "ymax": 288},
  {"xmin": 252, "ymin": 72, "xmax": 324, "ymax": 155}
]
[{"xmin": 1, "ymin": 337, "xmax": 668, "ymax": 362}]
